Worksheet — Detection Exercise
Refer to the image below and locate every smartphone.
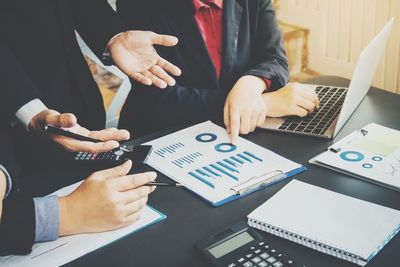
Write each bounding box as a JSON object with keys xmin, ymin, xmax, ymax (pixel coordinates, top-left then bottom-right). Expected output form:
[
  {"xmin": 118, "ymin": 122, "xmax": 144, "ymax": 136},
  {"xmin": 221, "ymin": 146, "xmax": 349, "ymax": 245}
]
[{"xmin": 72, "ymin": 145, "xmax": 153, "ymax": 167}]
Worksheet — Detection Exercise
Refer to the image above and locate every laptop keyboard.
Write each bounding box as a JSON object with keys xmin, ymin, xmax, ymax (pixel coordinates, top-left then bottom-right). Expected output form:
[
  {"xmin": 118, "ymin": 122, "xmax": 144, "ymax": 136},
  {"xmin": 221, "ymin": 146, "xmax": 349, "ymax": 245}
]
[{"xmin": 278, "ymin": 86, "xmax": 347, "ymax": 135}]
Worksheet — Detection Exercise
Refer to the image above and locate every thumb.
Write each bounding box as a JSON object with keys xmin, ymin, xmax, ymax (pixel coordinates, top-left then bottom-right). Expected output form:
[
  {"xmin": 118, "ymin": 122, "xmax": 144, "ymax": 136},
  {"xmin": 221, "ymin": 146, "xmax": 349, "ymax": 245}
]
[
  {"xmin": 151, "ymin": 33, "xmax": 179, "ymax": 47},
  {"xmin": 46, "ymin": 113, "xmax": 77, "ymax": 128},
  {"xmin": 94, "ymin": 160, "xmax": 133, "ymax": 180}
]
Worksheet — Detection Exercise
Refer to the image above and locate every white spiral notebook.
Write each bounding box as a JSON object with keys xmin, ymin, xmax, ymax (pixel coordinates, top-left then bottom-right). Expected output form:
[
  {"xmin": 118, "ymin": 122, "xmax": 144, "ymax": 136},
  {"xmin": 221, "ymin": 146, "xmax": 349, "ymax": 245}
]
[{"xmin": 247, "ymin": 180, "xmax": 400, "ymax": 266}]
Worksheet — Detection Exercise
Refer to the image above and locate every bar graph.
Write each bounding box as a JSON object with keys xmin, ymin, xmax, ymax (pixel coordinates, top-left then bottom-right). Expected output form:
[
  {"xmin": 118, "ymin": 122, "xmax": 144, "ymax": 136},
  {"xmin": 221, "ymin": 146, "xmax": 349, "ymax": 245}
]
[
  {"xmin": 172, "ymin": 152, "xmax": 203, "ymax": 168},
  {"xmin": 187, "ymin": 151, "xmax": 264, "ymax": 188},
  {"xmin": 154, "ymin": 142, "xmax": 185, "ymax": 158}
]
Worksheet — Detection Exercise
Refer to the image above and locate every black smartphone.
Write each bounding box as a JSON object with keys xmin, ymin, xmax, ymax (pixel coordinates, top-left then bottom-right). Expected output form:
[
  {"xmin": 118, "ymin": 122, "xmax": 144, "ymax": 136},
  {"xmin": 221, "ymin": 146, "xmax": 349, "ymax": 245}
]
[{"xmin": 72, "ymin": 145, "xmax": 153, "ymax": 167}]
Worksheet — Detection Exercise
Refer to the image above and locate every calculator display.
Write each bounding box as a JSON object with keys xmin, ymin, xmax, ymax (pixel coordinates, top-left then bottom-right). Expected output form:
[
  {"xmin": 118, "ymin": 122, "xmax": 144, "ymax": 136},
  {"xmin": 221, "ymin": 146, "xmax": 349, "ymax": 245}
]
[{"xmin": 208, "ymin": 231, "xmax": 254, "ymax": 259}]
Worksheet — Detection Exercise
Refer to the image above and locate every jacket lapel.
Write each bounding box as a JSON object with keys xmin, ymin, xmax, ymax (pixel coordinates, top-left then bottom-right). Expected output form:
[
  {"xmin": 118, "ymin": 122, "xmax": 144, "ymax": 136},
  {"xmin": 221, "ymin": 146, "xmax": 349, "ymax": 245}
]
[{"xmin": 219, "ymin": 0, "xmax": 243, "ymax": 89}]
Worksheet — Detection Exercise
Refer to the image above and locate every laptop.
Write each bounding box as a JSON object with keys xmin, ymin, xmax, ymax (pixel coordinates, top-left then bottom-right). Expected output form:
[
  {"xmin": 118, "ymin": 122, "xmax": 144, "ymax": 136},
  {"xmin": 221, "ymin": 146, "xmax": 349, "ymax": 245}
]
[{"xmin": 262, "ymin": 18, "xmax": 394, "ymax": 139}]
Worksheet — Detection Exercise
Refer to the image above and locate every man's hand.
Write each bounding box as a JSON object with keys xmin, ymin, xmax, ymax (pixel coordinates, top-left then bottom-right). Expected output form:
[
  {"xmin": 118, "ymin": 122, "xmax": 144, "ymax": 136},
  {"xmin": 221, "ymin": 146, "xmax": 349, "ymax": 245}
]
[
  {"xmin": 0, "ymin": 170, "xmax": 7, "ymax": 219},
  {"xmin": 29, "ymin": 109, "xmax": 130, "ymax": 153},
  {"xmin": 108, "ymin": 31, "xmax": 182, "ymax": 89},
  {"xmin": 263, "ymin": 83, "xmax": 320, "ymax": 118},
  {"xmin": 224, "ymin": 75, "xmax": 267, "ymax": 144},
  {"xmin": 58, "ymin": 160, "xmax": 156, "ymax": 235}
]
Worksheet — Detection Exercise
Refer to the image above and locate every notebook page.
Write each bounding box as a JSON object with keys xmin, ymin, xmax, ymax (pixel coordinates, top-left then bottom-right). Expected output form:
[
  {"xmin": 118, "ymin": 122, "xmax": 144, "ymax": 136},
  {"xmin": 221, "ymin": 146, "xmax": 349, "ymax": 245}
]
[{"xmin": 248, "ymin": 180, "xmax": 400, "ymax": 259}]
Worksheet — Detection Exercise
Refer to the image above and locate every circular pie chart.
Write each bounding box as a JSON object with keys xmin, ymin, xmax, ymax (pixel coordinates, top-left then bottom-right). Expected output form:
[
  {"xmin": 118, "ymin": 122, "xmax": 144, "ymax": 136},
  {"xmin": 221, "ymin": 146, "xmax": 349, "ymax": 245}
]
[
  {"xmin": 215, "ymin": 143, "xmax": 237, "ymax": 153},
  {"xmin": 339, "ymin": 151, "xmax": 365, "ymax": 162},
  {"xmin": 195, "ymin": 133, "xmax": 217, "ymax": 143}
]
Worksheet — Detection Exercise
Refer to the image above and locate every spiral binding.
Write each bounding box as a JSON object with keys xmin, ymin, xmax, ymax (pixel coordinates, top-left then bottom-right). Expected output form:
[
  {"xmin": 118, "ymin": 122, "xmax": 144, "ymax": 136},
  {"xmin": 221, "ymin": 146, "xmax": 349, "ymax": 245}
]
[{"xmin": 248, "ymin": 219, "xmax": 368, "ymax": 266}]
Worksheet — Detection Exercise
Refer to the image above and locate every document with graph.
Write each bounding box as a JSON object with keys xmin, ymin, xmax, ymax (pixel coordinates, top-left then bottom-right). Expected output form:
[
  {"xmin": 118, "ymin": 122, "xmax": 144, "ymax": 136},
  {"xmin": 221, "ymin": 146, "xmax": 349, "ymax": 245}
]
[
  {"xmin": 310, "ymin": 123, "xmax": 400, "ymax": 191},
  {"xmin": 145, "ymin": 121, "xmax": 305, "ymax": 206}
]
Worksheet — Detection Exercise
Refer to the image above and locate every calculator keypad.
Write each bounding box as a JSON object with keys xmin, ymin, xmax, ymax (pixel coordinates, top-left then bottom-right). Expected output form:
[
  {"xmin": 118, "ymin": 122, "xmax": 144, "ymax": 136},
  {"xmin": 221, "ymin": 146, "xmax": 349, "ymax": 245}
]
[
  {"xmin": 227, "ymin": 241, "xmax": 300, "ymax": 267},
  {"xmin": 74, "ymin": 150, "xmax": 125, "ymax": 162}
]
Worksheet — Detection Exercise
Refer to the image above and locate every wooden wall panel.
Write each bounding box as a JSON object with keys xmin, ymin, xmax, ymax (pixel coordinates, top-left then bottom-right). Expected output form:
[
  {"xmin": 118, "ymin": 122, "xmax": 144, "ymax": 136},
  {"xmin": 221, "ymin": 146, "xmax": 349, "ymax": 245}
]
[{"xmin": 279, "ymin": 0, "xmax": 400, "ymax": 94}]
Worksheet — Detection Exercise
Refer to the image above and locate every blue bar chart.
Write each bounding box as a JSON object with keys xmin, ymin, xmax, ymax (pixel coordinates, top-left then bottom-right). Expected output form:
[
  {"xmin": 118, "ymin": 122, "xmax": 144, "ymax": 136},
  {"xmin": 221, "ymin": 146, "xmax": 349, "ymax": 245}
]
[
  {"xmin": 187, "ymin": 151, "xmax": 264, "ymax": 188},
  {"xmin": 145, "ymin": 121, "xmax": 303, "ymax": 205},
  {"xmin": 154, "ymin": 142, "xmax": 185, "ymax": 158},
  {"xmin": 171, "ymin": 152, "xmax": 203, "ymax": 168}
]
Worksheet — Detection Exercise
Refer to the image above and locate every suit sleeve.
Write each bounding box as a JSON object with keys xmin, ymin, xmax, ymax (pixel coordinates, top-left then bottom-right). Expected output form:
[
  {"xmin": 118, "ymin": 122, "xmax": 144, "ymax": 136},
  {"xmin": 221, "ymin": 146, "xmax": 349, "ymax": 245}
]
[
  {"xmin": 120, "ymin": 81, "xmax": 229, "ymax": 136},
  {"xmin": 0, "ymin": 195, "xmax": 36, "ymax": 255},
  {"xmin": 71, "ymin": 0, "xmax": 127, "ymax": 60},
  {"xmin": 0, "ymin": 42, "xmax": 42, "ymax": 124},
  {"xmin": 0, "ymin": 127, "xmax": 35, "ymax": 255},
  {"xmin": 244, "ymin": 0, "xmax": 289, "ymax": 91}
]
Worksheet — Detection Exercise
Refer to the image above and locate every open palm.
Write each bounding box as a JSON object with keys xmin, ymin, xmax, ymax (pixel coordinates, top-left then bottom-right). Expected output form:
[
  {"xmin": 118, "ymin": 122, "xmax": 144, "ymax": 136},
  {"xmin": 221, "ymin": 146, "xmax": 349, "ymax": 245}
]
[{"xmin": 109, "ymin": 31, "xmax": 182, "ymax": 89}]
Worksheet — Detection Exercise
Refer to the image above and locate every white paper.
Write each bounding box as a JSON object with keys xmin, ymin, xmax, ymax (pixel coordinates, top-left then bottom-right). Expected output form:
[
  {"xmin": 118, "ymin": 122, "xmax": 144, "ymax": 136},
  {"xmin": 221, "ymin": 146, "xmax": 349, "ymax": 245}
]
[
  {"xmin": 248, "ymin": 180, "xmax": 400, "ymax": 260},
  {"xmin": 145, "ymin": 121, "xmax": 302, "ymax": 204},
  {"xmin": 312, "ymin": 123, "xmax": 400, "ymax": 189},
  {"xmin": 0, "ymin": 182, "xmax": 165, "ymax": 267}
]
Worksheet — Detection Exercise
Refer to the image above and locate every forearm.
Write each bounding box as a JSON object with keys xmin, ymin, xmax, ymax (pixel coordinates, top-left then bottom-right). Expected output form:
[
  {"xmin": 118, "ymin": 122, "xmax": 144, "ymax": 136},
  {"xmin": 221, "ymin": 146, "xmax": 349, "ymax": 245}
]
[
  {"xmin": 71, "ymin": 0, "xmax": 126, "ymax": 59},
  {"xmin": 134, "ymin": 83, "xmax": 229, "ymax": 125},
  {"xmin": 245, "ymin": 0, "xmax": 289, "ymax": 91},
  {"xmin": 0, "ymin": 42, "xmax": 42, "ymax": 123},
  {"xmin": 0, "ymin": 171, "xmax": 6, "ymax": 219}
]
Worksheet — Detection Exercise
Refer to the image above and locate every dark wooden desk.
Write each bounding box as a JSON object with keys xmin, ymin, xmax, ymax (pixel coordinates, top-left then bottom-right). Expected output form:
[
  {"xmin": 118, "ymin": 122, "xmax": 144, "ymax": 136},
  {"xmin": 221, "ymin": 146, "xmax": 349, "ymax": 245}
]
[{"xmin": 68, "ymin": 76, "xmax": 400, "ymax": 267}]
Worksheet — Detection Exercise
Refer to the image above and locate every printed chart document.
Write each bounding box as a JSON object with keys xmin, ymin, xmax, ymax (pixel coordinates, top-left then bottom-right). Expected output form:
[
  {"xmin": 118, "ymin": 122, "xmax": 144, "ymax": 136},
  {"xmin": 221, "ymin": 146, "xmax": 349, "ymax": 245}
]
[
  {"xmin": 310, "ymin": 123, "xmax": 400, "ymax": 191},
  {"xmin": 0, "ymin": 182, "xmax": 166, "ymax": 267},
  {"xmin": 145, "ymin": 121, "xmax": 305, "ymax": 206},
  {"xmin": 248, "ymin": 180, "xmax": 400, "ymax": 266}
]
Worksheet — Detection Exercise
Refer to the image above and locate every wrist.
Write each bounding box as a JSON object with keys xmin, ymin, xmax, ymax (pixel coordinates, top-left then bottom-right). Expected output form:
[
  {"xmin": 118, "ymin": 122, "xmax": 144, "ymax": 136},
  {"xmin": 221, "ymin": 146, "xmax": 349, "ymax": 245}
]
[
  {"xmin": 239, "ymin": 75, "xmax": 267, "ymax": 94},
  {"xmin": 0, "ymin": 171, "xmax": 6, "ymax": 200},
  {"xmin": 58, "ymin": 196, "xmax": 78, "ymax": 236}
]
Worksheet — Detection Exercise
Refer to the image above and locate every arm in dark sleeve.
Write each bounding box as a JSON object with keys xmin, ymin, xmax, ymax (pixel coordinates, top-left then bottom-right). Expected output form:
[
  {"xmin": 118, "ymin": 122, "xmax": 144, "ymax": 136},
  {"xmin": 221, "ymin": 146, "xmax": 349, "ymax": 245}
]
[
  {"xmin": 0, "ymin": 195, "xmax": 36, "ymax": 255},
  {"xmin": 0, "ymin": 42, "xmax": 42, "ymax": 123},
  {"xmin": 245, "ymin": 0, "xmax": 289, "ymax": 91},
  {"xmin": 71, "ymin": 0, "xmax": 127, "ymax": 59},
  {"xmin": 121, "ymin": 82, "xmax": 229, "ymax": 135}
]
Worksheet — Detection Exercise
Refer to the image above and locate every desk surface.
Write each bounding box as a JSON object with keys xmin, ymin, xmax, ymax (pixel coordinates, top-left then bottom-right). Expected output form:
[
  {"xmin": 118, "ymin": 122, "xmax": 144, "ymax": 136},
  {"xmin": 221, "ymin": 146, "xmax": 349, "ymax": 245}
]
[{"xmin": 68, "ymin": 76, "xmax": 400, "ymax": 267}]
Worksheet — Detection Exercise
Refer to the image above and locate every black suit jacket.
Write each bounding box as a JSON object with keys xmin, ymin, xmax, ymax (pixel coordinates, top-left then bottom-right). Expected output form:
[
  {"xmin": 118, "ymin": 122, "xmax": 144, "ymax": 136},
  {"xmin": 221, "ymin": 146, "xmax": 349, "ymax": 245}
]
[
  {"xmin": 0, "ymin": 126, "xmax": 35, "ymax": 255},
  {"xmin": 117, "ymin": 0, "xmax": 289, "ymax": 137},
  {"xmin": 0, "ymin": 0, "xmax": 126, "ymax": 194}
]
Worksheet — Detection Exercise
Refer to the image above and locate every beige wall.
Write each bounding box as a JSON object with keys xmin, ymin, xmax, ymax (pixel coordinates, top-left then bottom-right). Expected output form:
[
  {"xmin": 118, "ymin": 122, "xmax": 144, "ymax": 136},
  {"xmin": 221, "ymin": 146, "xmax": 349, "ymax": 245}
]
[{"xmin": 277, "ymin": 0, "xmax": 400, "ymax": 94}]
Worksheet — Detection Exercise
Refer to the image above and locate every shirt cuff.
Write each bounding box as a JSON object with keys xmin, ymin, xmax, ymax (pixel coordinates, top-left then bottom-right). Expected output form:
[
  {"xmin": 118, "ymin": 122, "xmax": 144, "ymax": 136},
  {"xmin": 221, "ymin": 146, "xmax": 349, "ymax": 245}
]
[
  {"xmin": 102, "ymin": 32, "xmax": 125, "ymax": 65},
  {"xmin": 15, "ymin": 99, "xmax": 48, "ymax": 130},
  {"xmin": 33, "ymin": 196, "xmax": 60, "ymax": 242},
  {"xmin": 0, "ymin": 165, "xmax": 12, "ymax": 199},
  {"xmin": 260, "ymin": 77, "xmax": 272, "ymax": 91}
]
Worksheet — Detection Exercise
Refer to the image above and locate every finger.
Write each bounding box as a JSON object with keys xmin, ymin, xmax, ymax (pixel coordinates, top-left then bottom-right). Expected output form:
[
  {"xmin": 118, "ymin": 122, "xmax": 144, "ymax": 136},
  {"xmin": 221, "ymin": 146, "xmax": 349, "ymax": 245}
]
[
  {"xmin": 298, "ymin": 86, "xmax": 320, "ymax": 107},
  {"xmin": 293, "ymin": 106, "xmax": 309, "ymax": 117},
  {"xmin": 122, "ymin": 196, "xmax": 148, "ymax": 216},
  {"xmin": 230, "ymin": 109, "xmax": 241, "ymax": 145},
  {"xmin": 89, "ymin": 128, "xmax": 130, "ymax": 142},
  {"xmin": 250, "ymin": 111, "xmax": 259, "ymax": 132},
  {"xmin": 52, "ymin": 136, "xmax": 120, "ymax": 153},
  {"xmin": 93, "ymin": 160, "xmax": 132, "ymax": 180},
  {"xmin": 224, "ymin": 102, "xmax": 230, "ymax": 134},
  {"xmin": 130, "ymin": 72, "xmax": 152, "ymax": 86},
  {"xmin": 45, "ymin": 113, "xmax": 77, "ymax": 128},
  {"xmin": 121, "ymin": 211, "xmax": 141, "ymax": 226},
  {"xmin": 120, "ymin": 185, "xmax": 154, "ymax": 204},
  {"xmin": 297, "ymin": 98, "xmax": 317, "ymax": 114},
  {"xmin": 151, "ymin": 33, "xmax": 179, "ymax": 47},
  {"xmin": 240, "ymin": 111, "xmax": 252, "ymax": 135},
  {"xmin": 257, "ymin": 109, "xmax": 267, "ymax": 127},
  {"xmin": 142, "ymin": 70, "xmax": 167, "ymax": 89},
  {"xmin": 157, "ymin": 57, "xmax": 182, "ymax": 76},
  {"xmin": 150, "ymin": 65, "xmax": 176, "ymax": 86},
  {"xmin": 114, "ymin": 171, "xmax": 157, "ymax": 191}
]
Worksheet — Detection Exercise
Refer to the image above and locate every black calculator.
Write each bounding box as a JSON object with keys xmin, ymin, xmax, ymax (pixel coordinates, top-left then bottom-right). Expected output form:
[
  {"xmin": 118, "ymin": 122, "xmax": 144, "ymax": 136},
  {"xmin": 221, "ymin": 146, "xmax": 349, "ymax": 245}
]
[
  {"xmin": 195, "ymin": 221, "xmax": 304, "ymax": 267},
  {"xmin": 72, "ymin": 145, "xmax": 153, "ymax": 166}
]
